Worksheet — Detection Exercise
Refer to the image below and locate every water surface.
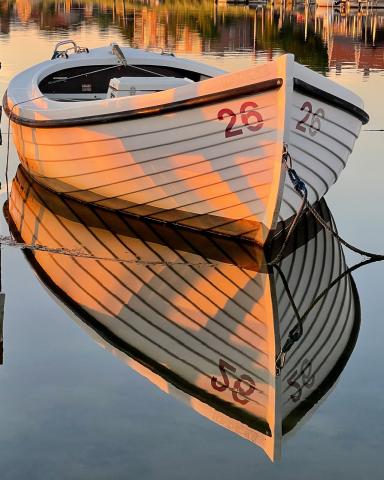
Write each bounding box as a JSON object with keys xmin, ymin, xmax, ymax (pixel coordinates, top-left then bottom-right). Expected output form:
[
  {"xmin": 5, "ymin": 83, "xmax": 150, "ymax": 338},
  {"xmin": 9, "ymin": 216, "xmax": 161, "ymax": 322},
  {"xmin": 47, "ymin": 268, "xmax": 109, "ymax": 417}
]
[{"xmin": 1, "ymin": 2, "xmax": 384, "ymax": 479}]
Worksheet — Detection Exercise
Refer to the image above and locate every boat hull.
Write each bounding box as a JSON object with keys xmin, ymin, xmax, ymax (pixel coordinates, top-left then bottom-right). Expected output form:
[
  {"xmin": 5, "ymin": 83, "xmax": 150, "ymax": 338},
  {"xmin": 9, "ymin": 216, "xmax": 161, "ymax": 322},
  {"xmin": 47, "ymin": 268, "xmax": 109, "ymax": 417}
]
[
  {"xmin": 279, "ymin": 72, "xmax": 363, "ymax": 221},
  {"xmin": 11, "ymin": 85, "xmax": 286, "ymax": 244},
  {"xmin": 5, "ymin": 50, "xmax": 368, "ymax": 245}
]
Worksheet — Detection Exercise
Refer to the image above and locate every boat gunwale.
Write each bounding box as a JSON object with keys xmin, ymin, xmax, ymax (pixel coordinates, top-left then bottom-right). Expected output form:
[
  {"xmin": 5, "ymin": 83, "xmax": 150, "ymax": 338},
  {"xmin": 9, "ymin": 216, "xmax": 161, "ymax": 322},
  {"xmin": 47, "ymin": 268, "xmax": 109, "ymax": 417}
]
[
  {"xmin": 293, "ymin": 78, "xmax": 369, "ymax": 125},
  {"xmin": 3, "ymin": 78, "xmax": 283, "ymax": 128},
  {"xmin": 3, "ymin": 76, "xmax": 369, "ymax": 128}
]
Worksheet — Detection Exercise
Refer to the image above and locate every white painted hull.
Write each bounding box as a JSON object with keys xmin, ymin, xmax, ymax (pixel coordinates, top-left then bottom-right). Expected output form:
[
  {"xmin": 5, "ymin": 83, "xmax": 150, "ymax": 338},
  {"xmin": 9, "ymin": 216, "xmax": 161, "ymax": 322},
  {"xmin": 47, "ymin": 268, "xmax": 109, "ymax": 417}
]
[
  {"xmin": 13, "ymin": 87, "xmax": 286, "ymax": 243},
  {"xmin": 4, "ymin": 47, "xmax": 367, "ymax": 245},
  {"xmin": 6, "ymin": 166, "xmax": 360, "ymax": 461},
  {"xmin": 279, "ymin": 65, "xmax": 363, "ymax": 220}
]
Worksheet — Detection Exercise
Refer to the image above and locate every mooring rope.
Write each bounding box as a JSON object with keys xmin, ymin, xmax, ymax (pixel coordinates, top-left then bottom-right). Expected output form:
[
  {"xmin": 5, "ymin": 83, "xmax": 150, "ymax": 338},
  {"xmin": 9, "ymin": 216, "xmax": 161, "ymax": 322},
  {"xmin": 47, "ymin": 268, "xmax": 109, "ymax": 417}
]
[
  {"xmin": 267, "ymin": 146, "xmax": 309, "ymax": 267},
  {"xmin": 46, "ymin": 62, "xmax": 168, "ymax": 87},
  {"xmin": 274, "ymin": 146, "xmax": 384, "ymax": 374},
  {"xmin": 0, "ymin": 235, "xmax": 220, "ymax": 268},
  {"xmin": 306, "ymin": 202, "xmax": 384, "ymax": 260},
  {"xmin": 281, "ymin": 148, "xmax": 384, "ymax": 261},
  {"xmin": 275, "ymin": 255, "xmax": 381, "ymax": 375},
  {"xmin": 274, "ymin": 263, "xmax": 303, "ymax": 375}
]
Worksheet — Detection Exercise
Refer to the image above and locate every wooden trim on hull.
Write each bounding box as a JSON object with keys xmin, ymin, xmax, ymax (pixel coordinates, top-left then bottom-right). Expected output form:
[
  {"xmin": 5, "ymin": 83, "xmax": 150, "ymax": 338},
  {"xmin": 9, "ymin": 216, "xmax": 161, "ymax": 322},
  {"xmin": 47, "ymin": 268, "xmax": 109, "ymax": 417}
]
[
  {"xmin": 4, "ymin": 77, "xmax": 369, "ymax": 128},
  {"xmin": 293, "ymin": 78, "xmax": 369, "ymax": 125},
  {"xmin": 3, "ymin": 78, "xmax": 283, "ymax": 128}
]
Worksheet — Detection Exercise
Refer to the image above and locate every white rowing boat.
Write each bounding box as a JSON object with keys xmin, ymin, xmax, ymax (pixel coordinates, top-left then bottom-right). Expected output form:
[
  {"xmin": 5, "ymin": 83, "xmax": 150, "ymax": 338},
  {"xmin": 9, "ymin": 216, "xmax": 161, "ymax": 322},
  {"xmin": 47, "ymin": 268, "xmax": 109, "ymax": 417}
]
[
  {"xmin": 5, "ymin": 166, "xmax": 360, "ymax": 461},
  {"xmin": 3, "ymin": 41, "xmax": 369, "ymax": 245}
]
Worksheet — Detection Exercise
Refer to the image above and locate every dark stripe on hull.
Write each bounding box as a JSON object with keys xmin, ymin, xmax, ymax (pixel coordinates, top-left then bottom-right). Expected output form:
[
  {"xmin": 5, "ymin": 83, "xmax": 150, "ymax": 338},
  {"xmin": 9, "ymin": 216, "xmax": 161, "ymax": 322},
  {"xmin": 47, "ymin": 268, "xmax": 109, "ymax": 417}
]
[
  {"xmin": 3, "ymin": 78, "xmax": 282, "ymax": 128},
  {"xmin": 293, "ymin": 78, "xmax": 369, "ymax": 124}
]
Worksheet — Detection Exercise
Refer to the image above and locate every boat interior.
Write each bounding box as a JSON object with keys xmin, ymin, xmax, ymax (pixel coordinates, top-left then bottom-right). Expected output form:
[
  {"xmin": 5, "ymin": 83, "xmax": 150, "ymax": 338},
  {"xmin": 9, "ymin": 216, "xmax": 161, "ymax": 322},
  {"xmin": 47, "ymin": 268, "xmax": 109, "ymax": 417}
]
[
  {"xmin": 38, "ymin": 62, "xmax": 210, "ymax": 102},
  {"xmin": 37, "ymin": 41, "xmax": 215, "ymax": 102}
]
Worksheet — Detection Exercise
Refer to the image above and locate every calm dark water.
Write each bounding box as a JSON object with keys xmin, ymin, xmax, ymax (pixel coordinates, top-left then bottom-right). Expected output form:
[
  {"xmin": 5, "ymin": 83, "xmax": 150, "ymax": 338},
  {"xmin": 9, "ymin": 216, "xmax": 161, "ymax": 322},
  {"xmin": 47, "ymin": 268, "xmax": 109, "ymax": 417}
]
[{"xmin": 1, "ymin": 1, "xmax": 384, "ymax": 479}]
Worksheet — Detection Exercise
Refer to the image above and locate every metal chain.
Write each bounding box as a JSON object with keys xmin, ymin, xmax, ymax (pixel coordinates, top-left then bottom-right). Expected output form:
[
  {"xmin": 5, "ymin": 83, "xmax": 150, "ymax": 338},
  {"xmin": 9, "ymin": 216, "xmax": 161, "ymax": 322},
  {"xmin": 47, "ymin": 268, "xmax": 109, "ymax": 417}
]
[
  {"xmin": 267, "ymin": 146, "xmax": 308, "ymax": 266},
  {"xmin": 274, "ymin": 263, "xmax": 304, "ymax": 376}
]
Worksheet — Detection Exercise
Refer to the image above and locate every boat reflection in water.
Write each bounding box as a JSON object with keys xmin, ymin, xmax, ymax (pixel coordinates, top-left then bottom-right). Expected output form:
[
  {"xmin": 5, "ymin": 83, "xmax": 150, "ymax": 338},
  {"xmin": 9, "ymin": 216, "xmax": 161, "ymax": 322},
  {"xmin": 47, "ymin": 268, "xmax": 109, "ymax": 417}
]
[{"xmin": 4, "ymin": 165, "xmax": 360, "ymax": 461}]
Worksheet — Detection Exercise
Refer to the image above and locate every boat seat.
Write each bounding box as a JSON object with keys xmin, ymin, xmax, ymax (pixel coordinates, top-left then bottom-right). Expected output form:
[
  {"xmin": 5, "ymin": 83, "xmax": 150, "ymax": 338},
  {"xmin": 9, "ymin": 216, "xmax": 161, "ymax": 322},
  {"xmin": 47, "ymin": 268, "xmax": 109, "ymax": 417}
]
[{"xmin": 106, "ymin": 76, "xmax": 194, "ymax": 98}]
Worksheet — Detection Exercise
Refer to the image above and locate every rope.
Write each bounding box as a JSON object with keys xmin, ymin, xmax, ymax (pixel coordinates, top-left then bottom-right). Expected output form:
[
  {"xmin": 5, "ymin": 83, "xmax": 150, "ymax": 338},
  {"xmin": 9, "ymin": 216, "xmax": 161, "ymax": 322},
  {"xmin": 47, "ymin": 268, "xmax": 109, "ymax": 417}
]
[
  {"xmin": 47, "ymin": 65, "xmax": 122, "ymax": 85},
  {"xmin": 300, "ymin": 257, "xmax": 379, "ymax": 321},
  {"xmin": 0, "ymin": 235, "xmax": 219, "ymax": 268},
  {"xmin": 274, "ymin": 146, "xmax": 384, "ymax": 374},
  {"xmin": 47, "ymin": 60, "xmax": 168, "ymax": 86},
  {"xmin": 267, "ymin": 146, "xmax": 308, "ymax": 266},
  {"xmin": 275, "ymin": 255, "xmax": 381, "ymax": 375},
  {"xmin": 278, "ymin": 145, "xmax": 384, "ymax": 262},
  {"xmin": 306, "ymin": 203, "xmax": 384, "ymax": 260},
  {"xmin": 274, "ymin": 264, "xmax": 303, "ymax": 375}
]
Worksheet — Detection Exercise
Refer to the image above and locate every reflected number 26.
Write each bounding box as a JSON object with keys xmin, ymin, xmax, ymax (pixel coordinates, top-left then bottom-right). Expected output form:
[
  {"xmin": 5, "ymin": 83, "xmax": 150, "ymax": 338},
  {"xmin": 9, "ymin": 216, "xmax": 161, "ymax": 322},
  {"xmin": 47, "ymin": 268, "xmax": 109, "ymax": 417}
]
[
  {"xmin": 287, "ymin": 358, "xmax": 315, "ymax": 403},
  {"xmin": 211, "ymin": 359, "xmax": 256, "ymax": 405},
  {"xmin": 218, "ymin": 101, "xmax": 264, "ymax": 138}
]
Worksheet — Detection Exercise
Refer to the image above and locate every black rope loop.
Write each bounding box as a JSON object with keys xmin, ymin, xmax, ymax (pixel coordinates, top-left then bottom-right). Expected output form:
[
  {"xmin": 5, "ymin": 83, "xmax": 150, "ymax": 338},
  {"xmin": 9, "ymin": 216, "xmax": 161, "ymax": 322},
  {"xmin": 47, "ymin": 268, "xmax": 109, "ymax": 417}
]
[{"xmin": 288, "ymin": 323, "xmax": 303, "ymax": 343}]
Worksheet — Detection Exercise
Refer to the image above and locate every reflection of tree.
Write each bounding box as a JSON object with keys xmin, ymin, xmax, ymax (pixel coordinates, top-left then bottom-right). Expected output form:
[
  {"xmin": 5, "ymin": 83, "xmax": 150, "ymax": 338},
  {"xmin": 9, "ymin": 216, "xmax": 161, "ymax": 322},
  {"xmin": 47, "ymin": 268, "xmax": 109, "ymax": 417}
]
[
  {"xmin": 160, "ymin": 0, "xmax": 219, "ymax": 40},
  {"xmin": 1, "ymin": 0, "xmax": 384, "ymax": 73},
  {"xmin": 278, "ymin": 22, "xmax": 328, "ymax": 74},
  {"xmin": 0, "ymin": 0, "xmax": 12, "ymax": 35},
  {"xmin": 1, "ymin": 1, "xmax": 328, "ymax": 70}
]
